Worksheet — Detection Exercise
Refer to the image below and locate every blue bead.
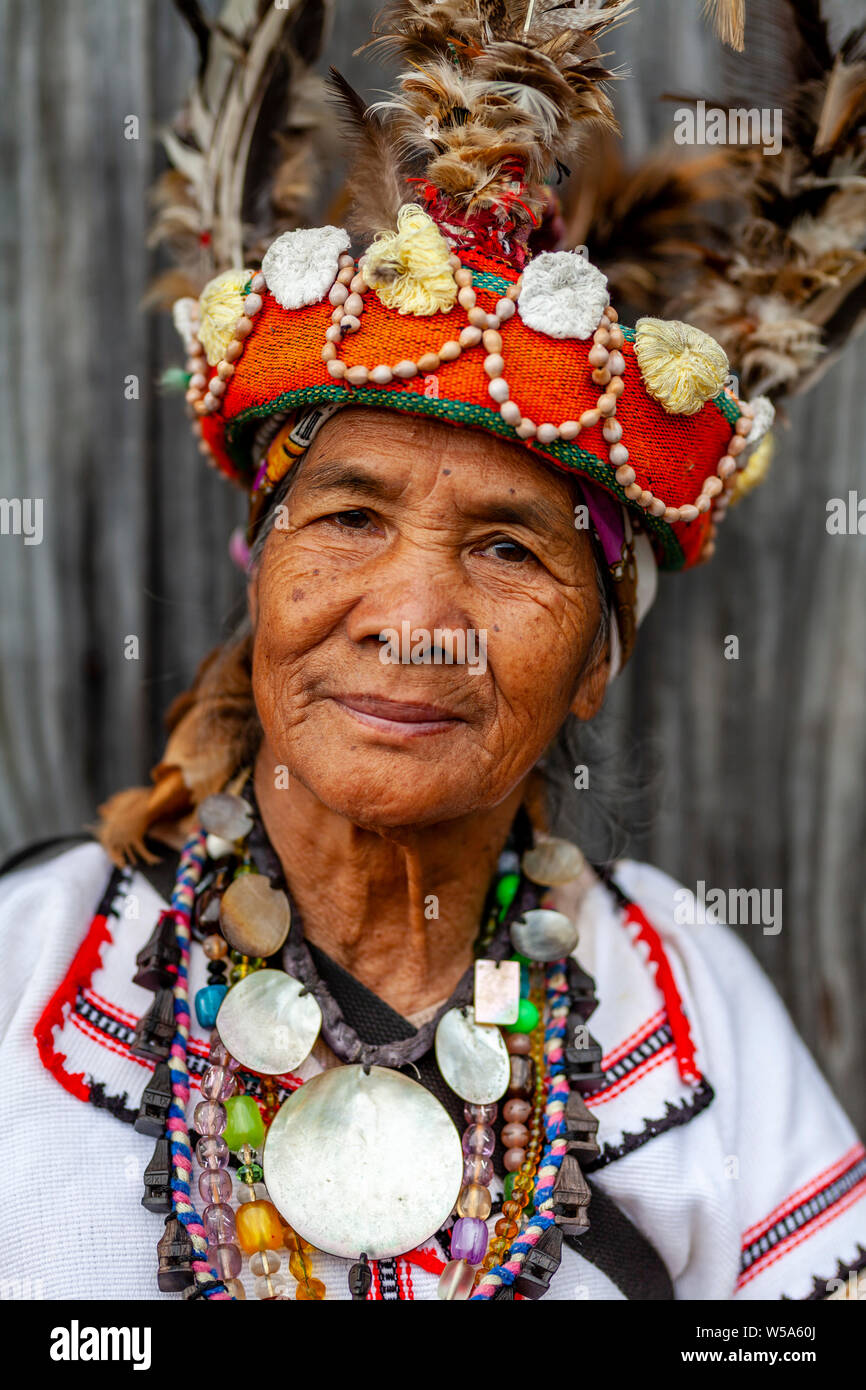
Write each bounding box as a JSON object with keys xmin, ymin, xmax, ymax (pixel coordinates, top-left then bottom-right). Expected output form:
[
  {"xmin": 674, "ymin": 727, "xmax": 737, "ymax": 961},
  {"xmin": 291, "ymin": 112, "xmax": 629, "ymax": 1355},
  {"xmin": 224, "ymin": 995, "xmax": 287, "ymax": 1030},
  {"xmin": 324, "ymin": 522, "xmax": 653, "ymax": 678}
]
[{"xmin": 195, "ymin": 983, "xmax": 227, "ymax": 1028}]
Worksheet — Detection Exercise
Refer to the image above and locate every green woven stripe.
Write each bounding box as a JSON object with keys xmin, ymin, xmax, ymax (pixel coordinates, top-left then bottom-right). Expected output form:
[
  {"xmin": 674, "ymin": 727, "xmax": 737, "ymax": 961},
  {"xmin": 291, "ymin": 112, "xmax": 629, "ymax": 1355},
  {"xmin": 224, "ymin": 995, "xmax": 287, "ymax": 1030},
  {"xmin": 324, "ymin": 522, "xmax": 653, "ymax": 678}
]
[
  {"xmin": 471, "ymin": 270, "xmax": 511, "ymax": 294},
  {"xmin": 225, "ymin": 384, "xmax": 685, "ymax": 569}
]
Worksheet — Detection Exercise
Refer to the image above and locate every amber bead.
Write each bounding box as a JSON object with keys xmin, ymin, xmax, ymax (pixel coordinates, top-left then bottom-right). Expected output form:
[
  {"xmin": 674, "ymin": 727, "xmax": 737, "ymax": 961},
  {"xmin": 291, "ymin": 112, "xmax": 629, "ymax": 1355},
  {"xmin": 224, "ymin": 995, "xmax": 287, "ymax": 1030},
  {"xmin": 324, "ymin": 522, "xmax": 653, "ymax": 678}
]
[
  {"xmin": 502, "ymin": 1200, "xmax": 521, "ymax": 1219},
  {"xmin": 236, "ymin": 1199, "xmax": 284, "ymax": 1253},
  {"xmin": 456, "ymin": 1183, "xmax": 492, "ymax": 1220},
  {"xmin": 296, "ymin": 1279, "xmax": 326, "ymax": 1300},
  {"xmin": 283, "ymin": 1226, "xmax": 314, "ymax": 1254},
  {"xmin": 495, "ymin": 1218, "xmax": 519, "ymax": 1239}
]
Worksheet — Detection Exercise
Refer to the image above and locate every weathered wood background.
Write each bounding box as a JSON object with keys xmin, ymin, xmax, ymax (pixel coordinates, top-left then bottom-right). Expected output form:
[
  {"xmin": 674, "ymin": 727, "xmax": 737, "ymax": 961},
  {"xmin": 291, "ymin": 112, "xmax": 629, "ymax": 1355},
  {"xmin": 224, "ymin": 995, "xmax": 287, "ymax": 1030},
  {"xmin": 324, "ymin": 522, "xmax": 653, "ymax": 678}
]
[{"xmin": 1, "ymin": 0, "xmax": 863, "ymax": 1127}]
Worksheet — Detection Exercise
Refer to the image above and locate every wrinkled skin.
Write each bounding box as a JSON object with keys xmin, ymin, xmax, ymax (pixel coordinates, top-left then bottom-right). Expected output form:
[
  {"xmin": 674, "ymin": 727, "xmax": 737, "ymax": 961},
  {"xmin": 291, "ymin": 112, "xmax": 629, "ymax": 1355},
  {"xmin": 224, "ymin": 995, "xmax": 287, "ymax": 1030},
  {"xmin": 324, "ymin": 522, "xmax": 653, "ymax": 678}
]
[{"xmin": 251, "ymin": 408, "xmax": 608, "ymax": 1016}]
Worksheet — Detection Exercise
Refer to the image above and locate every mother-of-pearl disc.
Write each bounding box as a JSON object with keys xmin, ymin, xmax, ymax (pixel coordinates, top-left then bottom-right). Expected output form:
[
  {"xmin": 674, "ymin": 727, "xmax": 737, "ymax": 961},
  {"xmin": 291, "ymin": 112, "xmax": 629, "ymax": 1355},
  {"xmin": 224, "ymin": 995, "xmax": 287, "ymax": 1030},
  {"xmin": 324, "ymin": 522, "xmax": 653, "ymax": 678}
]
[
  {"xmin": 263, "ymin": 1065, "xmax": 463, "ymax": 1259},
  {"xmin": 434, "ymin": 1005, "xmax": 510, "ymax": 1104},
  {"xmin": 510, "ymin": 908, "xmax": 580, "ymax": 962},
  {"xmin": 215, "ymin": 968, "xmax": 321, "ymax": 1075}
]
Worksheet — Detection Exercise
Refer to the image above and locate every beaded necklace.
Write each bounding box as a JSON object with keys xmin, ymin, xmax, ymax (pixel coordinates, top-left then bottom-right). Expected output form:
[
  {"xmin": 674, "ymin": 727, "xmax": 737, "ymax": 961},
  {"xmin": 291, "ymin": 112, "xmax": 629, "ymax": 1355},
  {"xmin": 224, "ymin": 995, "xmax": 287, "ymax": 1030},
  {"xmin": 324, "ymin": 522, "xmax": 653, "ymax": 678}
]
[{"xmin": 129, "ymin": 793, "xmax": 603, "ymax": 1301}]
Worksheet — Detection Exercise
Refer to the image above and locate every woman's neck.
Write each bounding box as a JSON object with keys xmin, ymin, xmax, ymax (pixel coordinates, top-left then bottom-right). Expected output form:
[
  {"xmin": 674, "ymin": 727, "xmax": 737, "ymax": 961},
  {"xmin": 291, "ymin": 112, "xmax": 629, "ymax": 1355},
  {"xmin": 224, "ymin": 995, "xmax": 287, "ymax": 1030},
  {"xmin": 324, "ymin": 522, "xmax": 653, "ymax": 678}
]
[{"xmin": 253, "ymin": 749, "xmax": 527, "ymax": 1018}]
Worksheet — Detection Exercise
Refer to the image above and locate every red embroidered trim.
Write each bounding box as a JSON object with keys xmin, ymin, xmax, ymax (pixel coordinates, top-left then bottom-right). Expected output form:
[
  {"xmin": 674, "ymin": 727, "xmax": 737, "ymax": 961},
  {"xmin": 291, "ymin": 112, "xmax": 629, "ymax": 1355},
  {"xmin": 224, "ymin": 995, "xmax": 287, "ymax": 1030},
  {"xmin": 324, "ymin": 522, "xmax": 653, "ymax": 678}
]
[
  {"xmin": 737, "ymin": 1175, "xmax": 866, "ymax": 1290},
  {"xmin": 623, "ymin": 903, "xmax": 702, "ymax": 1085},
  {"xmin": 33, "ymin": 907, "xmax": 115, "ymax": 1104},
  {"xmin": 741, "ymin": 1144, "xmax": 865, "ymax": 1246},
  {"xmin": 405, "ymin": 1245, "xmax": 446, "ymax": 1277}
]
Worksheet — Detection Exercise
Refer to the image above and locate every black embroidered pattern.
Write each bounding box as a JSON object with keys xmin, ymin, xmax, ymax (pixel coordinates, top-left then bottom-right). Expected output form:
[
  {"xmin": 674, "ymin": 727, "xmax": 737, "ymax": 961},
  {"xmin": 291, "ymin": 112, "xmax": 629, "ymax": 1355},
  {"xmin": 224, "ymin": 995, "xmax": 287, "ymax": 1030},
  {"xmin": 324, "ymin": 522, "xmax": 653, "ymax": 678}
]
[
  {"xmin": 583, "ymin": 1079, "xmax": 716, "ymax": 1172},
  {"xmin": 376, "ymin": 1258, "xmax": 402, "ymax": 1300},
  {"xmin": 87, "ymin": 1079, "xmax": 137, "ymax": 1125},
  {"xmin": 741, "ymin": 1150, "xmax": 866, "ymax": 1278}
]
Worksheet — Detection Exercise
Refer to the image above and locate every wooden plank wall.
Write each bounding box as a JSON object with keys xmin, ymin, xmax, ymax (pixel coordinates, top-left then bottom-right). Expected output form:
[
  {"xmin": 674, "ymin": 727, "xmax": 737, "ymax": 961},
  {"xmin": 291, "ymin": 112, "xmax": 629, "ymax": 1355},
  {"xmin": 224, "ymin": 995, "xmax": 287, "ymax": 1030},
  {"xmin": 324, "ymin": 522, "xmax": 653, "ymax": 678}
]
[{"xmin": 1, "ymin": 0, "xmax": 863, "ymax": 1129}]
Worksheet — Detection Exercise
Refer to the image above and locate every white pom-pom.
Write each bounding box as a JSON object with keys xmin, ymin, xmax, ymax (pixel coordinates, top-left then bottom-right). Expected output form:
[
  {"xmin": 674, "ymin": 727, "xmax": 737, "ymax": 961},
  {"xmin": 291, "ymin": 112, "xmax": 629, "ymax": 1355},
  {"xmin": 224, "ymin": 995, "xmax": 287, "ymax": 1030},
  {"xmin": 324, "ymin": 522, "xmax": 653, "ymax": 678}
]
[
  {"xmin": 261, "ymin": 226, "xmax": 352, "ymax": 310},
  {"xmin": 745, "ymin": 395, "xmax": 775, "ymax": 446},
  {"xmin": 172, "ymin": 297, "xmax": 200, "ymax": 354},
  {"xmin": 517, "ymin": 251, "xmax": 609, "ymax": 341}
]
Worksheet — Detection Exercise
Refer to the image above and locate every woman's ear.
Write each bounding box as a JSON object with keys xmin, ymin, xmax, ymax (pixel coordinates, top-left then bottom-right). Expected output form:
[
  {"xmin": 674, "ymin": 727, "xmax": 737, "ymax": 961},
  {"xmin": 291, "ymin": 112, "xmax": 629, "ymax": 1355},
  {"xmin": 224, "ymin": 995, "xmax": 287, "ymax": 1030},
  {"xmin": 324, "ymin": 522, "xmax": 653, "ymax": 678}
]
[{"xmin": 569, "ymin": 632, "xmax": 609, "ymax": 723}]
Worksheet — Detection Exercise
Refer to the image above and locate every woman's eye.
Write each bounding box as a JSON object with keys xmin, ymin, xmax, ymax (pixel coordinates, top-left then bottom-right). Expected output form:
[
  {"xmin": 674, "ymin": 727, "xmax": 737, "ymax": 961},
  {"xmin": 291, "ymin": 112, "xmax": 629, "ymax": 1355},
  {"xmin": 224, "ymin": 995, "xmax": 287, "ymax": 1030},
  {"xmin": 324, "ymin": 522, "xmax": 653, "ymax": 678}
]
[
  {"xmin": 331, "ymin": 509, "xmax": 371, "ymax": 530},
  {"xmin": 481, "ymin": 538, "xmax": 535, "ymax": 564}
]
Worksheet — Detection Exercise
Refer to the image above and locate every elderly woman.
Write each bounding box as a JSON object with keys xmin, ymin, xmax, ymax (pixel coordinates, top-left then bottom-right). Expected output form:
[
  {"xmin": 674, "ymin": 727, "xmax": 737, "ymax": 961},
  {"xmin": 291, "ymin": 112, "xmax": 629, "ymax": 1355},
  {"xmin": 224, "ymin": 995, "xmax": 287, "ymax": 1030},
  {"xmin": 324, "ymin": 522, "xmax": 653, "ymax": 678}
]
[{"xmin": 2, "ymin": 0, "xmax": 864, "ymax": 1304}]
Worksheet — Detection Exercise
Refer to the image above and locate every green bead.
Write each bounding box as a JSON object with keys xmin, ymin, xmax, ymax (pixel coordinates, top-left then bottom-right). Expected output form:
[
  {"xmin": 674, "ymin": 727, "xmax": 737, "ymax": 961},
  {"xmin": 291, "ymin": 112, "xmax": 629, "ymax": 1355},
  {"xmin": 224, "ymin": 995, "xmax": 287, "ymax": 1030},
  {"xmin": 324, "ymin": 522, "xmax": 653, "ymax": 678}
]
[
  {"xmin": 510, "ymin": 950, "xmax": 532, "ymax": 967},
  {"xmin": 223, "ymin": 1095, "xmax": 265, "ymax": 1152},
  {"xmin": 503, "ymin": 1172, "xmax": 516, "ymax": 1201},
  {"xmin": 495, "ymin": 873, "xmax": 520, "ymax": 910},
  {"xmin": 238, "ymin": 1160, "xmax": 264, "ymax": 1185},
  {"xmin": 505, "ymin": 998, "xmax": 540, "ymax": 1034}
]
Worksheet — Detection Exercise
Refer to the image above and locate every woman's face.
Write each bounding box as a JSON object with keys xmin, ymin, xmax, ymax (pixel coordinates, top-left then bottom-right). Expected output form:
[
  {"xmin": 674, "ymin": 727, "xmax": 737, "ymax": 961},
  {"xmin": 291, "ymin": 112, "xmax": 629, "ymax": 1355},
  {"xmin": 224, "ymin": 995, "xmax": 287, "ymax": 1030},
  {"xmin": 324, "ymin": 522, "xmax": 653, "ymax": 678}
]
[{"xmin": 250, "ymin": 408, "xmax": 608, "ymax": 829}]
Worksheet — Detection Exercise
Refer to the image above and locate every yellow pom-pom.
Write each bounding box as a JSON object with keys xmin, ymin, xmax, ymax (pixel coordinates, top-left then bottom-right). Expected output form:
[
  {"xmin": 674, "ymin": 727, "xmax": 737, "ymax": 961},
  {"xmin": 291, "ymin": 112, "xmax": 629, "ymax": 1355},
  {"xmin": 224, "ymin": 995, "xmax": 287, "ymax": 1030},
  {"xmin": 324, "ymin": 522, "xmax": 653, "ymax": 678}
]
[
  {"xmin": 634, "ymin": 318, "xmax": 729, "ymax": 415},
  {"xmin": 362, "ymin": 205, "xmax": 457, "ymax": 317},
  {"xmin": 728, "ymin": 432, "xmax": 774, "ymax": 506},
  {"xmin": 198, "ymin": 269, "xmax": 251, "ymax": 366}
]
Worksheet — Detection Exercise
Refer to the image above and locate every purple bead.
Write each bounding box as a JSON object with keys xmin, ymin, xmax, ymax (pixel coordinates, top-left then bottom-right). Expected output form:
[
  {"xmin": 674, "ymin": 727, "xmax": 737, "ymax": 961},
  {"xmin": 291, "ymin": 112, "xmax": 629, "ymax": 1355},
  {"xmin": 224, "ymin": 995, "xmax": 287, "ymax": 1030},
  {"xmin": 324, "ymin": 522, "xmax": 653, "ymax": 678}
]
[
  {"xmin": 208, "ymin": 1241, "xmax": 242, "ymax": 1279},
  {"xmin": 464, "ymin": 1102, "xmax": 498, "ymax": 1125},
  {"xmin": 450, "ymin": 1216, "xmax": 489, "ymax": 1265},
  {"xmin": 463, "ymin": 1155, "xmax": 494, "ymax": 1186},
  {"xmin": 203, "ymin": 1202, "xmax": 237, "ymax": 1244},
  {"xmin": 461, "ymin": 1124, "xmax": 495, "ymax": 1158},
  {"xmin": 209, "ymin": 1036, "xmax": 241, "ymax": 1071},
  {"xmin": 198, "ymin": 1168, "xmax": 232, "ymax": 1204},
  {"xmin": 195, "ymin": 1134, "xmax": 229, "ymax": 1169},
  {"xmin": 193, "ymin": 1100, "xmax": 226, "ymax": 1135},
  {"xmin": 202, "ymin": 1064, "xmax": 238, "ymax": 1102}
]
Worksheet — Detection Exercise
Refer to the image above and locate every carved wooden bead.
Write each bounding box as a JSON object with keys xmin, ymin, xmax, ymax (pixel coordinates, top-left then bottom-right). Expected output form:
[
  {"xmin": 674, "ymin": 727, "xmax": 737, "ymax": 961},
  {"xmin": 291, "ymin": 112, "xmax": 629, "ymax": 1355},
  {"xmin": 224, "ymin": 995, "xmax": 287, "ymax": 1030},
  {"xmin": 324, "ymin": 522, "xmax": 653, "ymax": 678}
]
[
  {"xmin": 346, "ymin": 365, "xmax": 369, "ymax": 386},
  {"xmin": 370, "ymin": 365, "xmax": 393, "ymax": 384},
  {"xmin": 439, "ymin": 341, "xmax": 462, "ymax": 361},
  {"xmin": 393, "ymin": 360, "xmax": 418, "ymax": 379},
  {"xmin": 417, "ymin": 352, "xmax": 441, "ymax": 372},
  {"xmin": 484, "ymin": 353, "xmax": 505, "ymax": 377},
  {"xmin": 609, "ymin": 443, "xmax": 629, "ymax": 467}
]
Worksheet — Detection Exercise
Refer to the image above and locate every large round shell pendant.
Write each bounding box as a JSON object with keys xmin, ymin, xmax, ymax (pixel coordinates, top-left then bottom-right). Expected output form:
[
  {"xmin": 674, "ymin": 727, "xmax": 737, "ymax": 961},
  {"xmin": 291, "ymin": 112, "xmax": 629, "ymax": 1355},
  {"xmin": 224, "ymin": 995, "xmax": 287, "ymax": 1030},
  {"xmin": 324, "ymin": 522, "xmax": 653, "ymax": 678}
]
[{"xmin": 263, "ymin": 1065, "xmax": 463, "ymax": 1259}]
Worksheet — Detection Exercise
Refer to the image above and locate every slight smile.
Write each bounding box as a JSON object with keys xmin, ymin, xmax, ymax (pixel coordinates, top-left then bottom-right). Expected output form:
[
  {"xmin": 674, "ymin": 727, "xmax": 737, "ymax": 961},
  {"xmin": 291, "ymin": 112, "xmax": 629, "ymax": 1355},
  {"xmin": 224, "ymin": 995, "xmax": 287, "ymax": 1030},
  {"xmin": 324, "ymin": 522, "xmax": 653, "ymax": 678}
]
[{"xmin": 331, "ymin": 695, "xmax": 464, "ymax": 737}]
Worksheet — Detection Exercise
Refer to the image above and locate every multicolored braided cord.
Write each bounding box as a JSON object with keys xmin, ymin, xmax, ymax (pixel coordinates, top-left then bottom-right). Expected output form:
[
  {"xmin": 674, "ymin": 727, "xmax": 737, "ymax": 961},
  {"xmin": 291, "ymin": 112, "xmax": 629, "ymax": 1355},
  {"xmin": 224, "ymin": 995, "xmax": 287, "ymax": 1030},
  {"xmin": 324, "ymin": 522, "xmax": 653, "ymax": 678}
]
[
  {"xmin": 166, "ymin": 829, "xmax": 232, "ymax": 1300},
  {"xmin": 471, "ymin": 959, "xmax": 571, "ymax": 1298}
]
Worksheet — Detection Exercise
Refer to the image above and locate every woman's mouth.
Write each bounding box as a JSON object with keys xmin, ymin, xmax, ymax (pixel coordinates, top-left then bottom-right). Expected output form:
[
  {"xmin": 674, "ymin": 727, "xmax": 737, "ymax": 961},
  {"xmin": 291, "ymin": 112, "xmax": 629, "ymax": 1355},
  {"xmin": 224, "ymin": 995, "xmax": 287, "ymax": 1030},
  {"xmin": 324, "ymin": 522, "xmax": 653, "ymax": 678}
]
[{"xmin": 331, "ymin": 694, "xmax": 464, "ymax": 737}]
